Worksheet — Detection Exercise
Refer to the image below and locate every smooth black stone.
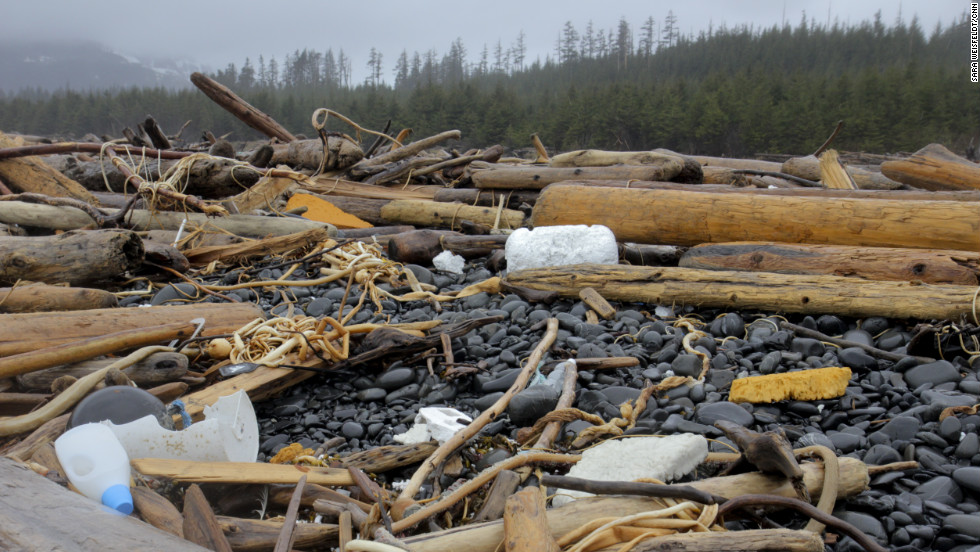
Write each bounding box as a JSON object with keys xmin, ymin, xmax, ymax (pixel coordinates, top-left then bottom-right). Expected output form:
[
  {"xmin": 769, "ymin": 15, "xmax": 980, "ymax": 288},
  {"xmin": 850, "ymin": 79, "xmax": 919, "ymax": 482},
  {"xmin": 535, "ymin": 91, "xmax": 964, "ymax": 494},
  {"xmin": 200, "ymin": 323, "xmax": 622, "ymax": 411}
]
[
  {"xmin": 956, "ymin": 433, "xmax": 980, "ymax": 458},
  {"xmin": 861, "ymin": 316, "xmax": 891, "ymax": 336},
  {"xmin": 355, "ymin": 388, "xmax": 388, "ymax": 402},
  {"xmin": 817, "ymin": 315, "xmax": 847, "ymax": 336},
  {"xmin": 404, "ymin": 264, "xmax": 434, "ymax": 285},
  {"xmin": 601, "ymin": 386, "xmax": 642, "ymax": 405},
  {"xmin": 305, "ymin": 297, "xmax": 332, "ymax": 317},
  {"xmin": 843, "ymin": 329, "xmax": 874, "ymax": 347},
  {"xmin": 874, "ymin": 416, "xmax": 922, "ymax": 442},
  {"xmin": 796, "ymin": 432, "xmax": 835, "ymax": 449},
  {"xmin": 945, "ymin": 514, "xmax": 980, "ymax": 539},
  {"xmin": 507, "ymin": 385, "xmax": 559, "ymax": 426},
  {"xmin": 670, "ymin": 354, "xmax": 702, "ymax": 378},
  {"xmin": 341, "ymin": 421, "xmax": 365, "ymax": 439},
  {"xmin": 790, "ymin": 337, "xmax": 825, "ymax": 357},
  {"xmin": 576, "ymin": 389, "xmax": 609, "ymax": 413},
  {"xmin": 863, "ymin": 443, "xmax": 902, "ymax": 466},
  {"xmin": 828, "ymin": 431, "xmax": 862, "ymax": 453},
  {"xmin": 941, "ymin": 416, "xmax": 964, "ymax": 442},
  {"xmin": 839, "ymin": 347, "xmax": 878, "ymax": 371},
  {"xmin": 821, "ymin": 410, "xmax": 848, "ymax": 430},
  {"xmin": 787, "ymin": 401, "xmax": 820, "ymax": 417},
  {"xmin": 905, "ymin": 360, "xmax": 961, "ymax": 388},
  {"xmin": 260, "ymin": 433, "xmax": 289, "ymax": 453},
  {"xmin": 710, "ymin": 313, "xmax": 745, "ymax": 338},
  {"xmin": 480, "ymin": 369, "xmax": 521, "ymax": 393},
  {"xmin": 384, "ymin": 384, "xmax": 420, "ymax": 404},
  {"xmin": 953, "ymin": 467, "xmax": 980, "ymax": 493},
  {"xmin": 916, "ymin": 447, "xmax": 954, "ymax": 475},
  {"xmin": 150, "ymin": 282, "xmax": 200, "ymax": 305},
  {"xmin": 708, "ymin": 370, "xmax": 735, "ymax": 389},
  {"xmin": 758, "ymin": 351, "xmax": 781, "ymax": 374},
  {"xmin": 913, "ymin": 475, "xmax": 963, "ymax": 507},
  {"xmin": 375, "ymin": 367, "xmax": 417, "ymax": 391},
  {"xmin": 838, "ymin": 512, "xmax": 887, "ymax": 545},
  {"xmin": 878, "ymin": 328, "xmax": 909, "ymax": 350},
  {"xmin": 474, "ymin": 391, "xmax": 504, "ymax": 412},
  {"xmin": 695, "ymin": 401, "xmax": 753, "ymax": 427}
]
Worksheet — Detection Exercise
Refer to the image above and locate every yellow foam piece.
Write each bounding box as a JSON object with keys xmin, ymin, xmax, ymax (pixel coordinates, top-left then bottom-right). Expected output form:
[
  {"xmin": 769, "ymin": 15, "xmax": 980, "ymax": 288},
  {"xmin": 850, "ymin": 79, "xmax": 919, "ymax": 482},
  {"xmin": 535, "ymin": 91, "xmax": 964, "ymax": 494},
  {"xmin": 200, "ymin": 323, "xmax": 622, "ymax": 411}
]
[
  {"xmin": 729, "ymin": 366, "xmax": 852, "ymax": 404},
  {"xmin": 286, "ymin": 193, "xmax": 373, "ymax": 229}
]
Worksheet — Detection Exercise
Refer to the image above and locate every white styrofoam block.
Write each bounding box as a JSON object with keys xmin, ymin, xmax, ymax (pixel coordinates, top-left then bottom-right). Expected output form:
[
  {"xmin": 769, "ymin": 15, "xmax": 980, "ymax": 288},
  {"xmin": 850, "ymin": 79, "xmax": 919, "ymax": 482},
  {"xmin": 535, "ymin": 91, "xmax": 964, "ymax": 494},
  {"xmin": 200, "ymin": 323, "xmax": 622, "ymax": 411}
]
[
  {"xmin": 392, "ymin": 407, "xmax": 472, "ymax": 445},
  {"xmin": 505, "ymin": 225, "xmax": 618, "ymax": 273},
  {"xmin": 552, "ymin": 434, "xmax": 708, "ymax": 507},
  {"xmin": 433, "ymin": 250, "xmax": 465, "ymax": 274}
]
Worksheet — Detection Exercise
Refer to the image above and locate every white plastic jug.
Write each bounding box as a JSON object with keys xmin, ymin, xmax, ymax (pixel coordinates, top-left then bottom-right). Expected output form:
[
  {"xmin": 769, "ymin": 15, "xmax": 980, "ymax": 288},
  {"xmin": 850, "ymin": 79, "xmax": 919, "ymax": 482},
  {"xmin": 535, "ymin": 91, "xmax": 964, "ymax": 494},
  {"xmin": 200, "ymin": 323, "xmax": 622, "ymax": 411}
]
[{"xmin": 54, "ymin": 423, "xmax": 134, "ymax": 514}]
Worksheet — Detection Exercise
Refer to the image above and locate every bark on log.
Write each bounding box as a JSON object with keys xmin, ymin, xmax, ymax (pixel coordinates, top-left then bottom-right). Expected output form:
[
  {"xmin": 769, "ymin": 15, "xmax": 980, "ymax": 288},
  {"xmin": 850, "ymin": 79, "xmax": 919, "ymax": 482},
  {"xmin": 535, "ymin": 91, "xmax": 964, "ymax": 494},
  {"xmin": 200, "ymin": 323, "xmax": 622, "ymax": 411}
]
[
  {"xmin": 131, "ymin": 458, "xmax": 355, "ymax": 486},
  {"xmin": 629, "ymin": 529, "xmax": 823, "ymax": 552},
  {"xmin": 347, "ymin": 130, "xmax": 462, "ymax": 178},
  {"xmin": 551, "ymin": 180, "xmax": 980, "ymax": 200},
  {"xmin": 191, "ymin": 72, "xmax": 296, "ymax": 142},
  {"xmin": 0, "ymin": 132, "xmax": 97, "ymax": 203},
  {"xmin": 299, "ymin": 176, "xmax": 440, "ymax": 200},
  {"xmin": 0, "ymin": 201, "xmax": 336, "ymax": 238},
  {"xmin": 0, "ymin": 302, "xmax": 264, "ymax": 357},
  {"xmin": 0, "ymin": 284, "xmax": 118, "ymax": 313},
  {"xmin": 403, "ymin": 457, "xmax": 867, "ymax": 552},
  {"xmin": 472, "ymin": 165, "xmax": 685, "ymax": 189},
  {"xmin": 0, "ymin": 229, "xmax": 143, "ymax": 286},
  {"xmin": 61, "ymin": 156, "xmax": 262, "ymax": 198},
  {"xmin": 782, "ymin": 155, "xmax": 902, "ymax": 190},
  {"xmin": 381, "ymin": 200, "xmax": 524, "ymax": 230},
  {"xmin": 301, "ymin": 195, "xmax": 389, "ymax": 226},
  {"xmin": 183, "ymin": 484, "xmax": 234, "ymax": 552},
  {"xmin": 228, "ymin": 176, "xmax": 295, "ymax": 214},
  {"xmin": 181, "ymin": 227, "xmax": 332, "ymax": 266},
  {"xmin": 0, "ymin": 457, "xmax": 212, "ymax": 551},
  {"xmin": 386, "ymin": 229, "xmax": 508, "ymax": 264},
  {"xmin": 620, "ymin": 244, "xmax": 686, "ymax": 266},
  {"xmin": 880, "ymin": 143, "xmax": 980, "ymax": 191},
  {"xmin": 504, "ymin": 264, "xmax": 980, "ymax": 320},
  {"xmin": 680, "ymin": 242, "xmax": 980, "ymax": 285},
  {"xmin": 432, "ymin": 188, "xmax": 539, "ymax": 209},
  {"xmin": 217, "ymin": 516, "xmax": 339, "ymax": 552},
  {"xmin": 530, "ymin": 184, "xmax": 980, "ymax": 250},
  {"xmin": 691, "ymin": 155, "xmax": 783, "ymax": 171},
  {"xmin": 269, "ymin": 137, "xmax": 363, "ymax": 171},
  {"xmin": 17, "ymin": 352, "xmax": 188, "ymax": 391},
  {"xmin": 503, "ymin": 487, "xmax": 561, "ymax": 552},
  {"xmin": 132, "ymin": 486, "xmax": 184, "ymax": 538}
]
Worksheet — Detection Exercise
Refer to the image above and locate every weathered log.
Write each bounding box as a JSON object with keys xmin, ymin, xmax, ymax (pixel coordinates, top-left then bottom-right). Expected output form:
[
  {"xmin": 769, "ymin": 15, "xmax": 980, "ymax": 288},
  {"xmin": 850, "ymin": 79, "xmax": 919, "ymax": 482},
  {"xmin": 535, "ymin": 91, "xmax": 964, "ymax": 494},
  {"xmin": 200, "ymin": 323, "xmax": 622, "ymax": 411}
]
[
  {"xmin": 530, "ymin": 184, "xmax": 980, "ymax": 250},
  {"xmin": 131, "ymin": 458, "xmax": 355, "ymax": 486},
  {"xmin": 503, "ymin": 487, "xmax": 560, "ymax": 552},
  {"xmin": 0, "ymin": 132, "xmax": 97, "ymax": 203},
  {"xmin": 183, "ymin": 483, "xmax": 234, "ymax": 552},
  {"xmin": 0, "ymin": 201, "xmax": 336, "ymax": 238},
  {"xmin": 880, "ymin": 143, "xmax": 980, "ymax": 191},
  {"xmin": 218, "ymin": 516, "xmax": 338, "ymax": 552},
  {"xmin": 504, "ymin": 264, "xmax": 979, "ymax": 320},
  {"xmin": 552, "ymin": 180, "xmax": 980, "ymax": 200},
  {"xmin": 432, "ymin": 188, "xmax": 539, "ymax": 209},
  {"xmin": 548, "ymin": 149, "xmax": 702, "ymax": 183},
  {"xmin": 191, "ymin": 72, "xmax": 296, "ymax": 142},
  {"xmin": 444, "ymin": 144, "xmax": 506, "ymax": 180},
  {"xmin": 0, "ymin": 229, "xmax": 143, "ymax": 286},
  {"xmin": 691, "ymin": 155, "xmax": 783, "ymax": 171},
  {"xmin": 680, "ymin": 242, "xmax": 980, "ymax": 285},
  {"xmin": 0, "ymin": 393, "xmax": 49, "ymax": 416},
  {"xmin": 141, "ymin": 116, "xmax": 172, "ymax": 150},
  {"xmin": 299, "ymin": 175, "xmax": 440, "ymax": 200},
  {"xmin": 301, "ymin": 195, "xmax": 389, "ymax": 226},
  {"xmin": 0, "ymin": 457, "xmax": 211, "ymax": 551},
  {"xmin": 340, "ymin": 441, "xmax": 439, "ymax": 473},
  {"xmin": 472, "ymin": 165, "xmax": 685, "ymax": 189},
  {"xmin": 228, "ymin": 176, "xmax": 295, "ymax": 213},
  {"xmin": 782, "ymin": 154, "xmax": 902, "ymax": 189},
  {"xmin": 181, "ymin": 227, "xmax": 332, "ymax": 266},
  {"xmin": 132, "ymin": 485, "xmax": 184, "ymax": 538},
  {"xmin": 619, "ymin": 243, "xmax": 686, "ymax": 266},
  {"xmin": 17, "ymin": 352, "xmax": 188, "ymax": 392},
  {"xmin": 403, "ymin": 457, "xmax": 868, "ymax": 552},
  {"xmin": 380, "ymin": 200, "xmax": 523, "ymax": 230},
  {"xmin": 472, "ymin": 469, "xmax": 522, "ymax": 523},
  {"xmin": 347, "ymin": 130, "xmax": 462, "ymax": 178},
  {"xmin": 61, "ymin": 156, "xmax": 262, "ymax": 198},
  {"xmin": 629, "ymin": 529, "xmax": 824, "ymax": 552},
  {"xmin": 0, "ymin": 284, "xmax": 118, "ymax": 313},
  {"xmin": 386, "ymin": 229, "xmax": 508, "ymax": 264},
  {"xmin": 0, "ymin": 302, "xmax": 264, "ymax": 357},
  {"xmin": 269, "ymin": 137, "xmax": 363, "ymax": 172}
]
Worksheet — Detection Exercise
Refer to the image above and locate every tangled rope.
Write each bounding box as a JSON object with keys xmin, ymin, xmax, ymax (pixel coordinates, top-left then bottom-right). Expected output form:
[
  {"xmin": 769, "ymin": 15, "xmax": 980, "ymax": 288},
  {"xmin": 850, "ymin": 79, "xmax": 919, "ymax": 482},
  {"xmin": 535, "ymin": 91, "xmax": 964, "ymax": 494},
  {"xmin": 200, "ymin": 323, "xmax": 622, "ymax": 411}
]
[{"xmin": 222, "ymin": 315, "xmax": 349, "ymax": 366}]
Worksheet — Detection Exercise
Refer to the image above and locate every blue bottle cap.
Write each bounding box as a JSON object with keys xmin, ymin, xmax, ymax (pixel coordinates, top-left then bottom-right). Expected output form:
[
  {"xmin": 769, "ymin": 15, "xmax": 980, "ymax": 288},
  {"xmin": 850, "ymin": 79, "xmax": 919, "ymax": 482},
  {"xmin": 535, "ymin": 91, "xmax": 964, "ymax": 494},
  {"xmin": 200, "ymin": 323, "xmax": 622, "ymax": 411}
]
[{"xmin": 101, "ymin": 484, "xmax": 134, "ymax": 515}]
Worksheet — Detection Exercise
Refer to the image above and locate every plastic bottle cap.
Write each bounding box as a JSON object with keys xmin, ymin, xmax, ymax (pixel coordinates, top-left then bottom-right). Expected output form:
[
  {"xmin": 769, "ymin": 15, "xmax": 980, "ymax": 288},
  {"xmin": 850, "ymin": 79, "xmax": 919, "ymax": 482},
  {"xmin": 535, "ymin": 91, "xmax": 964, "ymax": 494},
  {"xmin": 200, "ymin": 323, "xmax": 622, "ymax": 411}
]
[{"xmin": 101, "ymin": 484, "xmax": 134, "ymax": 515}]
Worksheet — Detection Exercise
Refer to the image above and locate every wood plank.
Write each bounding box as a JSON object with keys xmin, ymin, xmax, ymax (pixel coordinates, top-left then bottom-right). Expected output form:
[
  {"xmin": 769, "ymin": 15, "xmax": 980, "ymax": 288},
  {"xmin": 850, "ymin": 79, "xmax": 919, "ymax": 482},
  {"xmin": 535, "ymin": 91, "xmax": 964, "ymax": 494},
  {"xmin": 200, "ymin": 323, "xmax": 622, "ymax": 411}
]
[{"xmin": 131, "ymin": 458, "xmax": 355, "ymax": 486}]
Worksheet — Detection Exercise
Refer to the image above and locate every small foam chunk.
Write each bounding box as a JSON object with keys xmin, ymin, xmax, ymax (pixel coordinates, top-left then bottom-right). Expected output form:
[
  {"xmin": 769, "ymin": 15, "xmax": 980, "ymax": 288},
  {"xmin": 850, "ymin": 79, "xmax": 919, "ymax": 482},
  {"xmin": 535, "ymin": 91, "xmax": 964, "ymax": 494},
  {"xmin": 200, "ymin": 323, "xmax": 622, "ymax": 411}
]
[
  {"xmin": 552, "ymin": 434, "xmax": 708, "ymax": 507},
  {"xmin": 433, "ymin": 250, "xmax": 465, "ymax": 274},
  {"xmin": 504, "ymin": 225, "xmax": 618, "ymax": 273},
  {"xmin": 729, "ymin": 367, "xmax": 852, "ymax": 403}
]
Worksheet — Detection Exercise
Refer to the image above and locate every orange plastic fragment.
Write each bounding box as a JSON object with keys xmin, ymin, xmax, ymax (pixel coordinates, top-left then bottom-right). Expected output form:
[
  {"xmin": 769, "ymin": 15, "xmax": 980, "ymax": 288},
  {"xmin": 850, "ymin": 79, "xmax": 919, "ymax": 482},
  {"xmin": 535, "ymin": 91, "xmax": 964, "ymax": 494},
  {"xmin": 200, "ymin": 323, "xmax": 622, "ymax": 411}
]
[{"xmin": 286, "ymin": 193, "xmax": 373, "ymax": 229}]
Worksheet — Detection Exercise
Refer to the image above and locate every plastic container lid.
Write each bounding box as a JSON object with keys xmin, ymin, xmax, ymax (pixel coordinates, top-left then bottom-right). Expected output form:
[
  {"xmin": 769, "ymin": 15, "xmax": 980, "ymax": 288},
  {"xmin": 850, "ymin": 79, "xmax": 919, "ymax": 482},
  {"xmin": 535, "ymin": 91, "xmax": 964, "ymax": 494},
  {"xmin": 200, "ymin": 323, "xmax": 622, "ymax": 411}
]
[
  {"xmin": 101, "ymin": 484, "xmax": 134, "ymax": 515},
  {"xmin": 68, "ymin": 385, "xmax": 173, "ymax": 430}
]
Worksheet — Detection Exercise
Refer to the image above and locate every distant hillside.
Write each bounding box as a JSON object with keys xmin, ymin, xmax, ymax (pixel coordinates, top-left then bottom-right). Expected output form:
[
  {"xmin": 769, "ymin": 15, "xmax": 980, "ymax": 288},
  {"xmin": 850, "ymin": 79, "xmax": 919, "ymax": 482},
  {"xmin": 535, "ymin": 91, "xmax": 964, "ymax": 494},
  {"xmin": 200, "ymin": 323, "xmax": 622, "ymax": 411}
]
[{"xmin": 0, "ymin": 40, "xmax": 197, "ymax": 92}]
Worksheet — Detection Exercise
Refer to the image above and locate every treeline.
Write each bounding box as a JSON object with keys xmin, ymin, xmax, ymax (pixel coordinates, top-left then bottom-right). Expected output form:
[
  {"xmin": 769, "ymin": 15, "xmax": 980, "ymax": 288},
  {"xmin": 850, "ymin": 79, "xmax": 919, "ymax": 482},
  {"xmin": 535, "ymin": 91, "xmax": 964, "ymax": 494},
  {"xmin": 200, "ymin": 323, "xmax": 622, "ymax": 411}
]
[{"xmin": 0, "ymin": 12, "xmax": 976, "ymax": 157}]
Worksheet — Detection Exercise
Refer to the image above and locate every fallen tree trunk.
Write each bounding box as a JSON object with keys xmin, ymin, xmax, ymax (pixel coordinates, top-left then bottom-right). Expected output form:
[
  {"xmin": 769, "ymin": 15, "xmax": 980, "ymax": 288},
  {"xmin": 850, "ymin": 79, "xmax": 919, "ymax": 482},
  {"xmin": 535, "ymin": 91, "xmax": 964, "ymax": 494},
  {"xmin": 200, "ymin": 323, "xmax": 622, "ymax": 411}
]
[
  {"xmin": 551, "ymin": 180, "xmax": 980, "ymax": 200},
  {"xmin": 0, "ymin": 302, "xmax": 264, "ymax": 357},
  {"xmin": 217, "ymin": 516, "xmax": 338, "ymax": 552},
  {"xmin": 0, "ymin": 457, "xmax": 212, "ymax": 551},
  {"xmin": 0, "ymin": 229, "xmax": 143, "ymax": 285},
  {"xmin": 547, "ymin": 149, "xmax": 702, "ymax": 183},
  {"xmin": 880, "ymin": 143, "xmax": 980, "ymax": 191},
  {"xmin": 0, "ymin": 201, "xmax": 336, "ymax": 238},
  {"xmin": 782, "ymin": 155, "xmax": 902, "ymax": 190},
  {"xmin": 432, "ymin": 188, "xmax": 539, "ymax": 209},
  {"xmin": 61, "ymin": 156, "xmax": 262, "ymax": 198},
  {"xmin": 269, "ymin": 138, "xmax": 363, "ymax": 172},
  {"xmin": 180, "ymin": 227, "xmax": 332, "ymax": 266},
  {"xmin": 299, "ymin": 176, "xmax": 440, "ymax": 200},
  {"xmin": 530, "ymin": 184, "xmax": 980, "ymax": 250},
  {"xmin": 0, "ymin": 132, "xmax": 97, "ymax": 204},
  {"xmin": 190, "ymin": 72, "xmax": 296, "ymax": 143},
  {"xmin": 380, "ymin": 200, "xmax": 524, "ymax": 230},
  {"xmin": 680, "ymin": 242, "xmax": 980, "ymax": 285},
  {"xmin": 472, "ymin": 165, "xmax": 686, "ymax": 189},
  {"xmin": 17, "ymin": 351, "xmax": 188, "ymax": 391},
  {"xmin": 690, "ymin": 155, "xmax": 783, "ymax": 172},
  {"xmin": 386, "ymin": 230, "xmax": 508, "ymax": 264},
  {"xmin": 403, "ymin": 457, "xmax": 868, "ymax": 552},
  {"xmin": 504, "ymin": 264, "xmax": 979, "ymax": 320},
  {"xmin": 0, "ymin": 285, "xmax": 118, "ymax": 313},
  {"xmin": 347, "ymin": 130, "xmax": 462, "ymax": 178}
]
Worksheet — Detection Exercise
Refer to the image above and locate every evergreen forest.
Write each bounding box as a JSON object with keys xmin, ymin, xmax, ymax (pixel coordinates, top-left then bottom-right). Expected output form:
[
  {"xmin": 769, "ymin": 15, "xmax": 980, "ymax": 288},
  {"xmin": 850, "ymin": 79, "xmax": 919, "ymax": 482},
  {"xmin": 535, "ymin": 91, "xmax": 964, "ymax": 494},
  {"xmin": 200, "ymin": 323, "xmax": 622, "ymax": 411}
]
[{"xmin": 1, "ymin": 11, "xmax": 977, "ymax": 157}]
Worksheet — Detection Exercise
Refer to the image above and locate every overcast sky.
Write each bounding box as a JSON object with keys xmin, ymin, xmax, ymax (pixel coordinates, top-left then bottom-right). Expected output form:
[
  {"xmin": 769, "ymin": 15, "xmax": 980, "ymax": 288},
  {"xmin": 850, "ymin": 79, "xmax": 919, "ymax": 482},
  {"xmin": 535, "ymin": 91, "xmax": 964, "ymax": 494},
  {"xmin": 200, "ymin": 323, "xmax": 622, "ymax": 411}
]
[{"xmin": 1, "ymin": 0, "xmax": 968, "ymax": 83}]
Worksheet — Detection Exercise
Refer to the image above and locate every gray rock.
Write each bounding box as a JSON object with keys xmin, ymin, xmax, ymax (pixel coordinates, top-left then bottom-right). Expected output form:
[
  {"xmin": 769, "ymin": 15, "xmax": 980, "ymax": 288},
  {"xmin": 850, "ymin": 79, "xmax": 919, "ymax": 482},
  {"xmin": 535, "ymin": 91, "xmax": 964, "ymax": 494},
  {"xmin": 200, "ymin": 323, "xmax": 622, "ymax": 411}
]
[
  {"xmin": 709, "ymin": 313, "xmax": 745, "ymax": 338},
  {"xmin": 671, "ymin": 354, "xmax": 703, "ymax": 378},
  {"xmin": 843, "ymin": 329, "xmax": 874, "ymax": 347},
  {"xmin": 828, "ymin": 431, "xmax": 862, "ymax": 453},
  {"xmin": 816, "ymin": 315, "xmax": 847, "ymax": 336},
  {"xmin": 838, "ymin": 347, "xmax": 877, "ymax": 372},
  {"xmin": 953, "ymin": 467, "xmax": 980, "ymax": 493},
  {"xmin": 341, "ymin": 421, "xmax": 365, "ymax": 439},
  {"xmin": 796, "ymin": 432, "xmax": 835, "ymax": 450},
  {"xmin": 404, "ymin": 264, "xmax": 434, "ymax": 285},
  {"xmin": 709, "ymin": 370, "xmax": 735, "ymax": 390},
  {"xmin": 860, "ymin": 317, "xmax": 890, "ymax": 336},
  {"xmin": 912, "ymin": 475, "xmax": 963, "ymax": 507},
  {"xmin": 956, "ymin": 432, "xmax": 980, "ymax": 458},
  {"xmin": 355, "ymin": 388, "xmax": 387, "ymax": 402},
  {"xmin": 384, "ymin": 384, "xmax": 420, "ymax": 404},
  {"xmin": 150, "ymin": 283, "xmax": 200, "ymax": 305},
  {"xmin": 940, "ymin": 416, "xmax": 963, "ymax": 442},
  {"xmin": 305, "ymin": 297, "xmax": 333, "ymax": 317},
  {"xmin": 864, "ymin": 444, "xmax": 902, "ymax": 465},
  {"xmin": 507, "ymin": 385, "xmax": 560, "ymax": 426},
  {"xmin": 461, "ymin": 292, "xmax": 491, "ymax": 310},
  {"xmin": 790, "ymin": 337, "xmax": 825, "ymax": 357},
  {"xmin": 873, "ymin": 416, "xmax": 921, "ymax": 442},
  {"xmin": 759, "ymin": 351, "xmax": 781, "ymax": 375},
  {"xmin": 838, "ymin": 512, "xmax": 887, "ymax": 545},
  {"xmin": 578, "ymin": 343, "xmax": 608, "ymax": 358},
  {"xmin": 376, "ymin": 367, "xmax": 416, "ymax": 390},
  {"xmin": 695, "ymin": 401, "xmax": 754, "ymax": 427},
  {"xmin": 480, "ymin": 369, "xmax": 521, "ymax": 393},
  {"xmin": 601, "ymin": 386, "xmax": 642, "ymax": 405},
  {"xmin": 905, "ymin": 360, "xmax": 961, "ymax": 388},
  {"xmin": 944, "ymin": 514, "xmax": 980, "ymax": 539},
  {"xmin": 474, "ymin": 391, "xmax": 504, "ymax": 411}
]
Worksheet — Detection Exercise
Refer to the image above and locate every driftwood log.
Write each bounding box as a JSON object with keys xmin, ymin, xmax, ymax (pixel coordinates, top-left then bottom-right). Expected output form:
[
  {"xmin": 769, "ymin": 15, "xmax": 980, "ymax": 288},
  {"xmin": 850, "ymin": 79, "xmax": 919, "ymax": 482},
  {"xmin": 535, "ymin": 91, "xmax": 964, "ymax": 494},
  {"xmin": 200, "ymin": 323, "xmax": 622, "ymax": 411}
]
[
  {"xmin": 0, "ymin": 284, "xmax": 118, "ymax": 313},
  {"xmin": 61, "ymin": 156, "xmax": 262, "ymax": 198},
  {"xmin": 0, "ymin": 302, "xmax": 263, "ymax": 357},
  {"xmin": 880, "ymin": 143, "xmax": 980, "ymax": 191},
  {"xmin": 781, "ymin": 155, "xmax": 902, "ymax": 189},
  {"xmin": 0, "ymin": 457, "xmax": 211, "ymax": 551},
  {"xmin": 190, "ymin": 72, "xmax": 296, "ymax": 142},
  {"xmin": 530, "ymin": 184, "xmax": 980, "ymax": 250},
  {"xmin": 380, "ymin": 199, "xmax": 524, "ymax": 230},
  {"xmin": 269, "ymin": 137, "xmax": 363, "ymax": 172},
  {"xmin": 504, "ymin": 264, "xmax": 980, "ymax": 320},
  {"xmin": 16, "ymin": 352, "xmax": 188, "ymax": 391},
  {"xmin": 386, "ymin": 229, "xmax": 508, "ymax": 264},
  {"xmin": 0, "ymin": 132, "xmax": 97, "ymax": 203},
  {"xmin": 0, "ymin": 229, "xmax": 143, "ymax": 286},
  {"xmin": 680, "ymin": 242, "xmax": 980, "ymax": 285},
  {"xmin": 553, "ymin": 180, "xmax": 980, "ymax": 200},
  {"xmin": 472, "ymin": 165, "xmax": 685, "ymax": 189}
]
